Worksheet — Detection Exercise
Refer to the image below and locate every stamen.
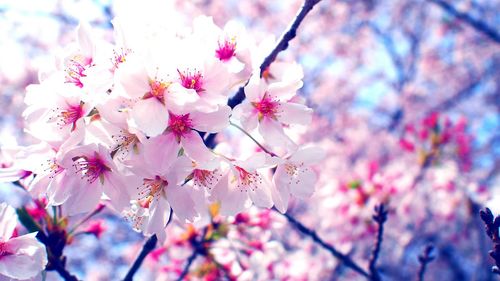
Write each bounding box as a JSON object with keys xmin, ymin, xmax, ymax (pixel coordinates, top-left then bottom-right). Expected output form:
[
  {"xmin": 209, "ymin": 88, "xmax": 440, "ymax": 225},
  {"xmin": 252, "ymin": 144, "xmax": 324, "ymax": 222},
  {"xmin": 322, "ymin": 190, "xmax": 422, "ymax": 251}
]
[
  {"xmin": 216, "ymin": 37, "xmax": 237, "ymax": 61},
  {"xmin": 177, "ymin": 69, "xmax": 205, "ymax": 94},
  {"xmin": 251, "ymin": 92, "xmax": 280, "ymax": 121},
  {"xmin": 235, "ymin": 166, "xmax": 263, "ymax": 192},
  {"xmin": 136, "ymin": 176, "xmax": 168, "ymax": 208},
  {"xmin": 49, "ymin": 102, "xmax": 84, "ymax": 131},
  {"xmin": 72, "ymin": 153, "xmax": 110, "ymax": 184},
  {"xmin": 65, "ymin": 55, "xmax": 92, "ymax": 88},
  {"xmin": 167, "ymin": 112, "xmax": 193, "ymax": 141}
]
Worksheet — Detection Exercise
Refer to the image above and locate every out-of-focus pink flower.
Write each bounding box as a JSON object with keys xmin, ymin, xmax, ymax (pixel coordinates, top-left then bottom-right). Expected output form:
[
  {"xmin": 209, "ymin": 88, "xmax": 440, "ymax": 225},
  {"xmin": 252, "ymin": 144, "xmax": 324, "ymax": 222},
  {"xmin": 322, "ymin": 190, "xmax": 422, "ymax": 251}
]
[
  {"xmin": 271, "ymin": 146, "xmax": 324, "ymax": 213},
  {"xmin": 0, "ymin": 203, "xmax": 47, "ymax": 280},
  {"xmin": 83, "ymin": 220, "xmax": 106, "ymax": 238}
]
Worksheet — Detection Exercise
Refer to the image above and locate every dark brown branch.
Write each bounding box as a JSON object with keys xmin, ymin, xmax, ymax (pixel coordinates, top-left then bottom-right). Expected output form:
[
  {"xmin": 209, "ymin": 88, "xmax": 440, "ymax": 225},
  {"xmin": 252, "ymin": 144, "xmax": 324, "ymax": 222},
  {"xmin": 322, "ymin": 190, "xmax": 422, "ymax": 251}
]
[
  {"xmin": 417, "ymin": 245, "xmax": 435, "ymax": 281},
  {"xmin": 259, "ymin": 0, "xmax": 322, "ymax": 76},
  {"xmin": 123, "ymin": 208, "xmax": 172, "ymax": 280},
  {"xmin": 277, "ymin": 209, "xmax": 370, "ymax": 278},
  {"xmin": 123, "ymin": 234, "xmax": 158, "ymax": 281},
  {"xmin": 429, "ymin": 0, "xmax": 500, "ymax": 44},
  {"xmin": 479, "ymin": 208, "xmax": 500, "ymax": 274},
  {"xmin": 369, "ymin": 204, "xmax": 388, "ymax": 281},
  {"xmin": 176, "ymin": 227, "xmax": 210, "ymax": 281},
  {"xmin": 176, "ymin": 249, "xmax": 199, "ymax": 281}
]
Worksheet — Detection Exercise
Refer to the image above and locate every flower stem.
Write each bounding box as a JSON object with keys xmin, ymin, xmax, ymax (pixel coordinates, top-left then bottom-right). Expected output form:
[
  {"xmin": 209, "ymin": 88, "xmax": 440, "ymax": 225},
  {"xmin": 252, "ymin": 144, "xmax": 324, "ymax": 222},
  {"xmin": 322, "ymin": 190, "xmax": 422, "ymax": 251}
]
[{"xmin": 229, "ymin": 121, "xmax": 277, "ymax": 157}]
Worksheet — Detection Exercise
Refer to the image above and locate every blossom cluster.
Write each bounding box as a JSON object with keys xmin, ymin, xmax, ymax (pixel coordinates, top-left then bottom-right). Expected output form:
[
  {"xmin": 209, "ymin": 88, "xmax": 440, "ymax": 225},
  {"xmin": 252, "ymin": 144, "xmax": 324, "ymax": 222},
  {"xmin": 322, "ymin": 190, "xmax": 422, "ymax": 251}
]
[{"xmin": 1, "ymin": 16, "xmax": 321, "ymax": 245}]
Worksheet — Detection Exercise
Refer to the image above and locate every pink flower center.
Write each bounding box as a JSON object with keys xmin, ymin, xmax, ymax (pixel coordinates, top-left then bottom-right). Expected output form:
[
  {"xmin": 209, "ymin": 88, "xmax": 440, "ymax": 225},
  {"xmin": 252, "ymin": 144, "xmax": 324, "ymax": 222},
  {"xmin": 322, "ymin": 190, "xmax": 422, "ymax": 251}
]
[
  {"xmin": 235, "ymin": 166, "xmax": 262, "ymax": 192},
  {"xmin": 43, "ymin": 158, "xmax": 65, "ymax": 179},
  {"xmin": 168, "ymin": 113, "xmax": 193, "ymax": 141},
  {"xmin": 0, "ymin": 242, "xmax": 12, "ymax": 258},
  {"xmin": 283, "ymin": 162, "xmax": 308, "ymax": 185},
  {"xmin": 251, "ymin": 93, "xmax": 280, "ymax": 121},
  {"xmin": 51, "ymin": 101, "xmax": 85, "ymax": 131},
  {"xmin": 144, "ymin": 80, "xmax": 169, "ymax": 104},
  {"xmin": 137, "ymin": 176, "xmax": 168, "ymax": 208},
  {"xmin": 111, "ymin": 130, "xmax": 139, "ymax": 159},
  {"xmin": 216, "ymin": 38, "xmax": 236, "ymax": 61},
  {"xmin": 65, "ymin": 55, "xmax": 92, "ymax": 88},
  {"xmin": 72, "ymin": 153, "xmax": 110, "ymax": 184},
  {"xmin": 193, "ymin": 169, "xmax": 221, "ymax": 190},
  {"xmin": 112, "ymin": 48, "xmax": 129, "ymax": 71},
  {"xmin": 178, "ymin": 69, "xmax": 205, "ymax": 94}
]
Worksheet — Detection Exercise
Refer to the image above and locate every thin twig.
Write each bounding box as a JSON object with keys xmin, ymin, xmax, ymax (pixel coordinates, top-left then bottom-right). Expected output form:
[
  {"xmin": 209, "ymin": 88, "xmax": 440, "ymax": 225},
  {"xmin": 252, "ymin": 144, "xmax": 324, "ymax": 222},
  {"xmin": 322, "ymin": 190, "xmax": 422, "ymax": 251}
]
[
  {"xmin": 123, "ymin": 234, "xmax": 158, "ymax": 281},
  {"xmin": 429, "ymin": 0, "xmax": 500, "ymax": 43},
  {"xmin": 50, "ymin": 256, "xmax": 79, "ymax": 281},
  {"xmin": 176, "ymin": 249, "xmax": 199, "ymax": 281},
  {"xmin": 229, "ymin": 121, "xmax": 277, "ymax": 157},
  {"xmin": 479, "ymin": 208, "xmax": 500, "ymax": 275},
  {"xmin": 176, "ymin": 227, "xmax": 210, "ymax": 281},
  {"xmin": 68, "ymin": 204, "xmax": 106, "ymax": 234},
  {"xmin": 417, "ymin": 245, "xmax": 435, "ymax": 281},
  {"xmin": 277, "ymin": 209, "xmax": 370, "ymax": 278},
  {"xmin": 369, "ymin": 204, "xmax": 388, "ymax": 281}
]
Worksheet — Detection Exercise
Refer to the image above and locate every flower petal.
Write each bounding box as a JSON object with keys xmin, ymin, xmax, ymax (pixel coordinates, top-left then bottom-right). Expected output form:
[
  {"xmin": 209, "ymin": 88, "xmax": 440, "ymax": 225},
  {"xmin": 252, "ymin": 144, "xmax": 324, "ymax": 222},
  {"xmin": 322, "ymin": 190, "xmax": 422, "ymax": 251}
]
[
  {"xmin": 168, "ymin": 186, "xmax": 197, "ymax": 222},
  {"xmin": 130, "ymin": 98, "xmax": 169, "ymax": 137},
  {"xmin": 191, "ymin": 106, "xmax": 231, "ymax": 133},
  {"xmin": 0, "ymin": 203, "xmax": 16, "ymax": 241},
  {"xmin": 277, "ymin": 102, "xmax": 312, "ymax": 126},
  {"xmin": 0, "ymin": 233, "xmax": 47, "ymax": 280},
  {"xmin": 181, "ymin": 131, "xmax": 213, "ymax": 163}
]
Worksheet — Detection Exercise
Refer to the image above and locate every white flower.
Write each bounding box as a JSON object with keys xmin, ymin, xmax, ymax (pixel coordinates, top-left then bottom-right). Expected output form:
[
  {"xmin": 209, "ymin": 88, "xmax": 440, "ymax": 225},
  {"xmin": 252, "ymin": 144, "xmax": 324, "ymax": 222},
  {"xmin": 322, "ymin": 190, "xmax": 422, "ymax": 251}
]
[{"xmin": 0, "ymin": 203, "xmax": 47, "ymax": 281}]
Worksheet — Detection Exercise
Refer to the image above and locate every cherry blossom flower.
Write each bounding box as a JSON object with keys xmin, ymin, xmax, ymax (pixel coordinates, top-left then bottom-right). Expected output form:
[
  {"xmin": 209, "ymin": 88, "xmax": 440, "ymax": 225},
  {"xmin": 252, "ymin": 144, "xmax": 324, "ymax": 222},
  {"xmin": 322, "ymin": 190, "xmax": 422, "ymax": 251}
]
[
  {"xmin": 124, "ymin": 152, "xmax": 200, "ymax": 242},
  {"xmin": 232, "ymin": 75, "xmax": 312, "ymax": 150},
  {"xmin": 143, "ymin": 105, "xmax": 231, "ymax": 163},
  {"xmin": 116, "ymin": 56, "xmax": 200, "ymax": 137},
  {"xmin": 211, "ymin": 153, "xmax": 274, "ymax": 216},
  {"xmin": 271, "ymin": 146, "xmax": 324, "ymax": 213},
  {"xmin": 23, "ymin": 79, "xmax": 91, "ymax": 149},
  {"xmin": 57, "ymin": 144, "xmax": 131, "ymax": 215},
  {"xmin": 0, "ymin": 203, "xmax": 47, "ymax": 281}
]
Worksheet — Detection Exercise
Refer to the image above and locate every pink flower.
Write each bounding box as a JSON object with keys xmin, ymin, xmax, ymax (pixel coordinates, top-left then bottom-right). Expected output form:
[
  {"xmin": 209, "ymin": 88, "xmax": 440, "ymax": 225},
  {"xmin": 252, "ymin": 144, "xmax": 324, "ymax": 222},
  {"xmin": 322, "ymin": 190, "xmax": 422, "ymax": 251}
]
[
  {"xmin": 60, "ymin": 23, "xmax": 95, "ymax": 89},
  {"xmin": 116, "ymin": 56, "xmax": 199, "ymax": 137},
  {"xmin": 23, "ymin": 81, "xmax": 90, "ymax": 149},
  {"xmin": 271, "ymin": 146, "xmax": 324, "ymax": 213},
  {"xmin": 211, "ymin": 153, "xmax": 273, "ymax": 216},
  {"xmin": 143, "ymin": 106, "xmax": 231, "ymax": 163},
  {"xmin": 124, "ymin": 154, "xmax": 200, "ymax": 242},
  {"xmin": 233, "ymin": 75, "xmax": 311, "ymax": 150},
  {"xmin": 0, "ymin": 203, "xmax": 48, "ymax": 280},
  {"xmin": 58, "ymin": 144, "xmax": 131, "ymax": 215},
  {"xmin": 83, "ymin": 220, "xmax": 106, "ymax": 238},
  {"xmin": 192, "ymin": 16, "xmax": 251, "ymax": 74}
]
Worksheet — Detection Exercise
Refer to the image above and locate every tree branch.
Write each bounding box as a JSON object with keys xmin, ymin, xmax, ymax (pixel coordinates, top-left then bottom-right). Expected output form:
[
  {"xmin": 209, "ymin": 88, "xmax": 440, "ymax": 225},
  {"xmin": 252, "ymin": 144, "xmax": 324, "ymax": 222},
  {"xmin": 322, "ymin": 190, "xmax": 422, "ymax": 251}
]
[
  {"xmin": 176, "ymin": 249, "xmax": 199, "ymax": 281},
  {"xmin": 205, "ymin": 0, "xmax": 322, "ymax": 148},
  {"xmin": 429, "ymin": 0, "xmax": 500, "ymax": 43},
  {"xmin": 123, "ymin": 234, "xmax": 158, "ymax": 281},
  {"xmin": 369, "ymin": 204, "xmax": 388, "ymax": 281},
  {"xmin": 479, "ymin": 208, "xmax": 500, "ymax": 275},
  {"xmin": 259, "ymin": 0, "xmax": 322, "ymax": 76},
  {"xmin": 277, "ymin": 209, "xmax": 370, "ymax": 278},
  {"xmin": 417, "ymin": 245, "xmax": 435, "ymax": 281},
  {"xmin": 176, "ymin": 226, "xmax": 210, "ymax": 281}
]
